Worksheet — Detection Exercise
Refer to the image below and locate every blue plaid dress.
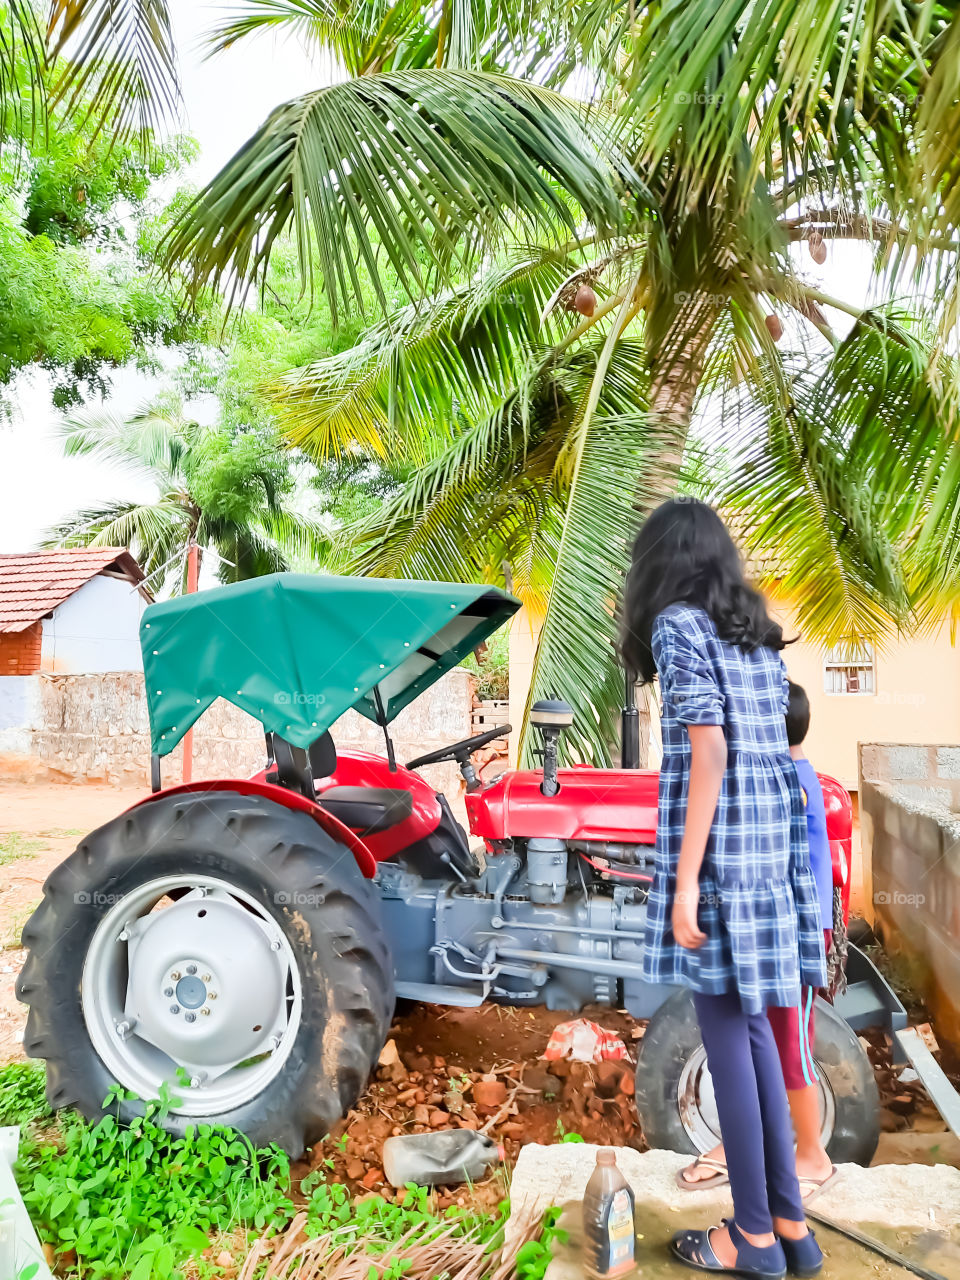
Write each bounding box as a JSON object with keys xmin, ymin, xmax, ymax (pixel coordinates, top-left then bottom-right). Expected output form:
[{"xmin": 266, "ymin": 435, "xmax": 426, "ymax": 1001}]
[{"xmin": 642, "ymin": 604, "xmax": 826, "ymax": 1014}]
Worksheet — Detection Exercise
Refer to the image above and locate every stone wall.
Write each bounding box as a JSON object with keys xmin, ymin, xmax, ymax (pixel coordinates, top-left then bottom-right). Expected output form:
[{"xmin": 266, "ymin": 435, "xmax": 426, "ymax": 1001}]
[
  {"xmin": 0, "ymin": 669, "xmax": 474, "ymax": 802},
  {"xmin": 859, "ymin": 742, "xmax": 960, "ymax": 1052}
]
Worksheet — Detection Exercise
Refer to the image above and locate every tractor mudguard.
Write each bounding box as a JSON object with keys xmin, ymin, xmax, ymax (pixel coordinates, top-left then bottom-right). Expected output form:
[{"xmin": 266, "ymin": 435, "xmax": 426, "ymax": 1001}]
[{"xmin": 127, "ymin": 779, "xmax": 377, "ymax": 878}]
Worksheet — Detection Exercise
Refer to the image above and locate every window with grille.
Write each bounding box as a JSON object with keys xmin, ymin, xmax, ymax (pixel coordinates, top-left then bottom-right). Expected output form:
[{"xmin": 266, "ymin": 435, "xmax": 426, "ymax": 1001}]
[{"xmin": 823, "ymin": 642, "xmax": 876, "ymax": 695}]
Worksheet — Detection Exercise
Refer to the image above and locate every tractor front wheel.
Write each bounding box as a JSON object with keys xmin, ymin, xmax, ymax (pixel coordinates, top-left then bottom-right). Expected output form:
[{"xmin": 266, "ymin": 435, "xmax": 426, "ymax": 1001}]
[
  {"xmin": 634, "ymin": 988, "xmax": 879, "ymax": 1166},
  {"xmin": 17, "ymin": 791, "xmax": 394, "ymax": 1155}
]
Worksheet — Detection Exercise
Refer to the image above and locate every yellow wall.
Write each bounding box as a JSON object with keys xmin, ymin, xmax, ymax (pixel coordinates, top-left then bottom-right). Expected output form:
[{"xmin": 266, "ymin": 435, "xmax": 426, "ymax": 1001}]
[
  {"xmin": 507, "ymin": 606, "xmax": 543, "ymax": 765},
  {"xmin": 770, "ymin": 604, "xmax": 960, "ymax": 788},
  {"xmin": 507, "ymin": 602, "xmax": 960, "ymax": 787}
]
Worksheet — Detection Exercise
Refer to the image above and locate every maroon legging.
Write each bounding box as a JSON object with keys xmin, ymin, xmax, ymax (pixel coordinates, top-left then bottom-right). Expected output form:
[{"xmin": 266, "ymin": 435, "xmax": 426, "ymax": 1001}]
[{"xmin": 766, "ymin": 929, "xmax": 832, "ymax": 1090}]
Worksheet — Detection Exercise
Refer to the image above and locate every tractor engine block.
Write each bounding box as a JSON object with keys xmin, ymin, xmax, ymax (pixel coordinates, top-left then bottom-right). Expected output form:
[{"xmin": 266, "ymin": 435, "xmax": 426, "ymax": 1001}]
[{"xmin": 376, "ymin": 842, "xmax": 668, "ymax": 1018}]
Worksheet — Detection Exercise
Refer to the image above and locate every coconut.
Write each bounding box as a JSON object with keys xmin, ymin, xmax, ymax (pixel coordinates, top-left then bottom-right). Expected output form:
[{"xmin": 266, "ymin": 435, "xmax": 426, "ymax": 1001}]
[
  {"xmin": 764, "ymin": 313, "xmax": 784, "ymax": 342},
  {"xmin": 572, "ymin": 283, "xmax": 598, "ymax": 317},
  {"xmin": 807, "ymin": 230, "xmax": 827, "ymax": 264}
]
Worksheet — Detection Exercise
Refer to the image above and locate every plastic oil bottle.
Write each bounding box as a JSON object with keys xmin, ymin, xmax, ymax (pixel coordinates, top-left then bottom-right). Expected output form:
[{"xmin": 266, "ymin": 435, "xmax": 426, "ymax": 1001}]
[{"xmin": 582, "ymin": 1149, "xmax": 637, "ymax": 1278}]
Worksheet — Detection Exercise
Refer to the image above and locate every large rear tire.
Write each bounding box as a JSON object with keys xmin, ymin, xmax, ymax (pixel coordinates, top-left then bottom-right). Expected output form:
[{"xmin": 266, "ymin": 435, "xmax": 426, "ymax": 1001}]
[
  {"xmin": 634, "ymin": 989, "xmax": 879, "ymax": 1166},
  {"xmin": 17, "ymin": 791, "xmax": 394, "ymax": 1155}
]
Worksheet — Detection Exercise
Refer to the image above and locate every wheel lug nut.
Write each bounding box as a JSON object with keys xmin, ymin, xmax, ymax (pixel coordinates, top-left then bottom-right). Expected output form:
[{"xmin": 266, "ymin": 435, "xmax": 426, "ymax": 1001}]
[
  {"xmin": 208, "ymin": 991, "xmax": 217, "ymax": 1000},
  {"xmin": 163, "ymin": 987, "xmax": 174, "ymax": 997},
  {"xmin": 170, "ymin": 971, "xmax": 181, "ymax": 980},
  {"xmin": 186, "ymin": 964, "xmax": 197, "ymax": 975},
  {"xmin": 185, "ymin": 1012, "xmax": 196, "ymax": 1023},
  {"xmin": 170, "ymin": 1005, "xmax": 180, "ymax": 1014},
  {"xmin": 200, "ymin": 1007, "xmax": 211, "ymax": 1017},
  {"xmin": 270, "ymin": 940, "xmax": 281, "ymax": 951},
  {"xmin": 201, "ymin": 973, "xmax": 211, "ymax": 983}
]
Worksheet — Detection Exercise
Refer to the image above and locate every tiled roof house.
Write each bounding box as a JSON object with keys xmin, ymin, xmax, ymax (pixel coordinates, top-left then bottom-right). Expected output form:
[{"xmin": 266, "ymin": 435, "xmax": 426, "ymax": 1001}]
[{"xmin": 0, "ymin": 549, "xmax": 150, "ymax": 675}]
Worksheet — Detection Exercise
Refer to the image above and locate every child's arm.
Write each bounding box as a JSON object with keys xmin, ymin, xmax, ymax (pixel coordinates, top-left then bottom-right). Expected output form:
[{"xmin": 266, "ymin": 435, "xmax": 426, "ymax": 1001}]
[{"xmin": 673, "ymin": 723, "xmax": 728, "ymax": 949}]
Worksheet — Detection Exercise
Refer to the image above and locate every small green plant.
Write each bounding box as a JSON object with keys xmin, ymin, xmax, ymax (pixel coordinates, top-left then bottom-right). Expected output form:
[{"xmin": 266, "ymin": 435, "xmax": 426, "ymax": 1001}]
[
  {"xmin": 515, "ymin": 1206, "xmax": 567, "ymax": 1280},
  {"xmin": 0, "ymin": 833, "xmax": 42, "ymax": 865},
  {"xmin": 0, "ymin": 1064, "xmax": 50, "ymax": 1127},
  {"xmin": 17, "ymin": 1096, "xmax": 293, "ymax": 1279},
  {"xmin": 305, "ymin": 1178, "xmax": 507, "ymax": 1254},
  {"xmin": 462, "ymin": 628, "xmax": 509, "ymax": 701},
  {"xmin": 554, "ymin": 1119, "xmax": 585, "ymax": 1142}
]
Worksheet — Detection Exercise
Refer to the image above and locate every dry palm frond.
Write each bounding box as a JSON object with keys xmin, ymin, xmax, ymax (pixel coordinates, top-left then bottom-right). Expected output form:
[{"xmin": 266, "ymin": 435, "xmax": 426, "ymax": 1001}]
[{"xmin": 236, "ymin": 1202, "xmax": 545, "ymax": 1280}]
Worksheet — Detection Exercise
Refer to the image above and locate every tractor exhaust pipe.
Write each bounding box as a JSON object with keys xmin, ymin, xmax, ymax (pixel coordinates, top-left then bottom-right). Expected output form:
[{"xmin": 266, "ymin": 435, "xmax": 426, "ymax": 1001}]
[{"xmin": 621, "ymin": 671, "xmax": 640, "ymax": 769}]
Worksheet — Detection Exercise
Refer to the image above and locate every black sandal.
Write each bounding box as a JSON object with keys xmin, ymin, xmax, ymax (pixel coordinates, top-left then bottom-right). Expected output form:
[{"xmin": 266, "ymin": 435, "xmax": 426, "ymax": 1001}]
[{"xmin": 670, "ymin": 1219, "xmax": 786, "ymax": 1279}]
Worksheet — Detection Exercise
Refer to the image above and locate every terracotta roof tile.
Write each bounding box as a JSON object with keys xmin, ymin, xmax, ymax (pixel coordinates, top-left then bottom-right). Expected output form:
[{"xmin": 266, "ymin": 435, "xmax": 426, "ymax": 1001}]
[{"xmin": 0, "ymin": 549, "xmax": 147, "ymax": 633}]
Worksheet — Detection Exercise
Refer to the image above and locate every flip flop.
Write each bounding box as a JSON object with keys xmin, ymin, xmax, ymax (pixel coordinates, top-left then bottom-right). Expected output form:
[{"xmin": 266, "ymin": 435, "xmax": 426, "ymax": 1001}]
[
  {"xmin": 798, "ymin": 1165, "xmax": 838, "ymax": 1202},
  {"xmin": 676, "ymin": 1155, "xmax": 730, "ymax": 1191},
  {"xmin": 670, "ymin": 1220, "xmax": 786, "ymax": 1278}
]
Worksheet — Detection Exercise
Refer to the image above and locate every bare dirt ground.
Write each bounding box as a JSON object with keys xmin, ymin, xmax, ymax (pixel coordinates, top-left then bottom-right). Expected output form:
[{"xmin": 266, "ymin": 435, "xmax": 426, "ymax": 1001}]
[
  {"xmin": 0, "ymin": 781, "xmax": 147, "ymax": 1061},
  {"xmin": 1, "ymin": 780, "xmax": 958, "ymax": 1199}
]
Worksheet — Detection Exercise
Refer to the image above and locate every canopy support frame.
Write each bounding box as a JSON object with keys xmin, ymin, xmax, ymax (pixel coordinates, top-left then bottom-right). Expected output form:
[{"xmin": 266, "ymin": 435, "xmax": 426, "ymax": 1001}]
[{"xmin": 372, "ymin": 686, "xmax": 397, "ymax": 772}]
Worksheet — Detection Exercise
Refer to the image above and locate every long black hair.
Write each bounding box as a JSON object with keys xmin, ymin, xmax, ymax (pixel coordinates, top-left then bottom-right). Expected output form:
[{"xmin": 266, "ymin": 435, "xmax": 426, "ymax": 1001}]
[{"xmin": 619, "ymin": 498, "xmax": 786, "ymax": 683}]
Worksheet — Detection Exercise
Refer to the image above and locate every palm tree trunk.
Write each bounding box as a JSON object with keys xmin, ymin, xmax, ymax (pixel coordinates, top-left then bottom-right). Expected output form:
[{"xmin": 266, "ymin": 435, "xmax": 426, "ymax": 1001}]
[{"xmin": 627, "ymin": 309, "xmax": 710, "ymax": 765}]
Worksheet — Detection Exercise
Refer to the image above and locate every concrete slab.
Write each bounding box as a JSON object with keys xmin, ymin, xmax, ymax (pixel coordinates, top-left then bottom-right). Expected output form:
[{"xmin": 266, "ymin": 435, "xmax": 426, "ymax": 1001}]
[
  {"xmin": 0, "ymin": 1125, "xmax": 54, "ymax": 1280},
  {"xmin": 507, "ymin": 1145, "xmax": 960, "ymax": 1280}
]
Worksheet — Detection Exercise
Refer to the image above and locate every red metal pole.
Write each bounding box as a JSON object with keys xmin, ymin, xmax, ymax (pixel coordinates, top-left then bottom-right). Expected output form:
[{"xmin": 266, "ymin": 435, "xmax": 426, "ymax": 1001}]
[{"xmin": 181, "ymin": 540, "xmax": 200, "ymax": 784}]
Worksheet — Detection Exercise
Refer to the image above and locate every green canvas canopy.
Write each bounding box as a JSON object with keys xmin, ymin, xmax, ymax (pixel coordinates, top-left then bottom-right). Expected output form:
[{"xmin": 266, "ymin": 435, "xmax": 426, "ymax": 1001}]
[{"xmin": 141, "ymin": 573, "xmax": 520, "ymax": 757}]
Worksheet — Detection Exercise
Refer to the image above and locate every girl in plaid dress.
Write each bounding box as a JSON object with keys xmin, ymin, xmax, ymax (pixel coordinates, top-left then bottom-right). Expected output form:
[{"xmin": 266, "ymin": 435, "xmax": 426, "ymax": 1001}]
[{"xmin": 621, "ymin": 499, "xmax": 826, "ymax": 1280}]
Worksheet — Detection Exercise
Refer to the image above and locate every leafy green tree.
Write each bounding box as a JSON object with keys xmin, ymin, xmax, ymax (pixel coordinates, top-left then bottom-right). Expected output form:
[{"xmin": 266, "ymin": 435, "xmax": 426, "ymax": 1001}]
[
  {"xmin": 0, "ymin": 7, "xmax": 201, "ymax": 407},
  {"xmin": 38, "ymin": 1, "xmax": 960, "ymax": 759},
  {"xmin": 45, "ymin": 397, "xmax": 329, "ymax": 593}
]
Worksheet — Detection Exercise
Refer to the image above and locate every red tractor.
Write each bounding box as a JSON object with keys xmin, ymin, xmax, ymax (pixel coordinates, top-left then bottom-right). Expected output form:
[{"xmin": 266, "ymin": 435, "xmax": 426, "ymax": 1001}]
[{"xmin": 18, "ymin": 574, "xmax": 885, "ymax": 1160}]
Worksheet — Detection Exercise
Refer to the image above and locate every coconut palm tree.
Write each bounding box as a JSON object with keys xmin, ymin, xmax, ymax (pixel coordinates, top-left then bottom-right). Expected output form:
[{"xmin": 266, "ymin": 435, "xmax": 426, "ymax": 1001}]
[
  {"xmin": 44, "ymin": 398, "xmax": 328, "ymax": 594},
  {"xmin": 34, "ymin": 0, "xmax": 960, "ymax": 759}
]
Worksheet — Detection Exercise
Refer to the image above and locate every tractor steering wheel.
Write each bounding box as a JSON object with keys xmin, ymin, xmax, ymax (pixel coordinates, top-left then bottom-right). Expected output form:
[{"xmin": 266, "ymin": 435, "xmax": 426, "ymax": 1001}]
[{"xmin": 406, "ymin": 724, "xmax": 512, "ymax": 770}]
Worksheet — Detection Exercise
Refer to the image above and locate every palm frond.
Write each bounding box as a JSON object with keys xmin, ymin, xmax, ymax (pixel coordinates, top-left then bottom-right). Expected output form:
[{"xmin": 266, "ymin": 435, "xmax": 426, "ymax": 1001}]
[
  {"xmin": 46, "ymin": 0, "xmax": 180, "ymax": 149},
  {"xmin": 621, "ymin": 0, "xmax": 943, "ymax": 220},
  {"xmin": 205, "ymin": 0, "xmax": 350, "ymax": 55},
  {"xmin": 271, "ymin": 244, "xmax": 615, "ymax": 457},
  {"xmin": 43, "ymin": 497, "xmax": 188, "ymax": 585},
  {"xmin": 57, "ymin": 402, "xmax": 191, "ymax": 481},
  {"xmin": 519, "ymin": 342, "xmax": 683, "ymax": 765},
  {"xmin": 162, "ymin": 69, "xmax": 627, "ymax": 319},
  {"xmin": 0, "ymin": 4, "xmax": 46, "ymax": 140},
  {"xmin": 257, "ymin": 506, "xmax": 333, "ymax": 562},
  {"xmin": 713, "ymin": 311, "xmax": 957, "ymax": 644}
]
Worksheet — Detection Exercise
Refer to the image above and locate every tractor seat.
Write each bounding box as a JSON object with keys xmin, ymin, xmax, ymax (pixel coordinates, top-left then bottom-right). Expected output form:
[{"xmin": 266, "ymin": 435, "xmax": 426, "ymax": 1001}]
[{"xmin": 319, "ymin": 786, "xmax": 413, "ymax": 835}]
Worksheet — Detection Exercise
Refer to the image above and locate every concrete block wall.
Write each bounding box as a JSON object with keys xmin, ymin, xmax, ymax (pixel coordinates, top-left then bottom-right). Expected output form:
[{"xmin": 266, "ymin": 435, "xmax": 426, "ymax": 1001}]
[
  {"xmin": 859, "ymin": 742, "xmax": 960, "ymax": 1051},
  {"xmin": 0, "ymin": 668, "xmax": 474, "ymax": 803}
]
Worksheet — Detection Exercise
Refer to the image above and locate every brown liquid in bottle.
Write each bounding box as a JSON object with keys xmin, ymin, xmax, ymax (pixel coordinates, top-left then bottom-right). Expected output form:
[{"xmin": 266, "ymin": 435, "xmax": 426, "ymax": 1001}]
[{"xmin": 582, "ymin": 1149, "xmax": 637, "ymax": 1278}]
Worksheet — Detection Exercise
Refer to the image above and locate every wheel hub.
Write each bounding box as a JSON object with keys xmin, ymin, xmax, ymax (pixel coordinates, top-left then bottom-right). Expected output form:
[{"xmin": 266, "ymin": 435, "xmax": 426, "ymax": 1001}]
[
  {"xmin": 174, "ymin": 973, "xmax": 207, "ymax": 1009},
  {"xmin": 123, "ymin": 894, "xmax": 287, "ymax": 1075},
  {"xmin": 82, "ymin": 876, "xmax": 302, "ymax": 1114}
]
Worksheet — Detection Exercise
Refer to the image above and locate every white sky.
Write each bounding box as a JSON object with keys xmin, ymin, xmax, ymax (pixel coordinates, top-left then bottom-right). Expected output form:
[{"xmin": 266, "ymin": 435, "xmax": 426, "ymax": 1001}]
[{"xmin": 0, "ymin": 7, "xmax": 879, "ymax": 552}]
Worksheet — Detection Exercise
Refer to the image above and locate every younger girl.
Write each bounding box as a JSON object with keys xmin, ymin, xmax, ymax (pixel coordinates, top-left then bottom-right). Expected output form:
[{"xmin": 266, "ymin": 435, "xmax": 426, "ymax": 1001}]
[{"xmin": 621, "ymin": 499, "xmax": 826, "ymax": 1279}]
